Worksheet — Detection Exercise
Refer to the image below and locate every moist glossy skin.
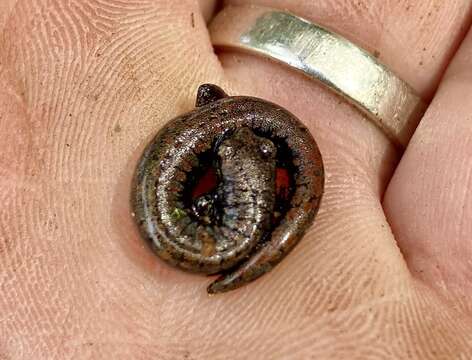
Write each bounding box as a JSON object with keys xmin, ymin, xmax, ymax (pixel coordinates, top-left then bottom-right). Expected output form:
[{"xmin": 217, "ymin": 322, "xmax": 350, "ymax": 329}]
[{"xmin": 133, "ymin": 84, "xmax": 324, "ymax": 293}]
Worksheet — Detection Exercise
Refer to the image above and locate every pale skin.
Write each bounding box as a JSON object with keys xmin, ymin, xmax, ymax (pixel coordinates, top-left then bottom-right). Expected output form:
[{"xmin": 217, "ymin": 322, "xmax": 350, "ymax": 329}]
[{"xmin": 1, "ymin": 0, "xmax": 472, "ymax": 358}]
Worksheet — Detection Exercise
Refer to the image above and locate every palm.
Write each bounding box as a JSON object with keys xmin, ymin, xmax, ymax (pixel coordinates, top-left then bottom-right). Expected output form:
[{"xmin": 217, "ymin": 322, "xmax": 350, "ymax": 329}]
[{"xmin": 1, "ymin": 1, "xmax": 471, "ymax": 358}]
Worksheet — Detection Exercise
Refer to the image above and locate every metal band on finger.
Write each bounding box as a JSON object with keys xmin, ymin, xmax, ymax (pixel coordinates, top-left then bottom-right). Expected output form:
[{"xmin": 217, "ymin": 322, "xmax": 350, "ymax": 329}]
[{"xmin": 210, "ymin": 6, "xmax": 427, "ymax": 147}]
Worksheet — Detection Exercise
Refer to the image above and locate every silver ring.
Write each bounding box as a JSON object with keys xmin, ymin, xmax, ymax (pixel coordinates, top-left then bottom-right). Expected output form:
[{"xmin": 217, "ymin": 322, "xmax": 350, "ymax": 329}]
[{"xmin": 210, "ymin": 5, "xmax": 427, "ymax": 147}]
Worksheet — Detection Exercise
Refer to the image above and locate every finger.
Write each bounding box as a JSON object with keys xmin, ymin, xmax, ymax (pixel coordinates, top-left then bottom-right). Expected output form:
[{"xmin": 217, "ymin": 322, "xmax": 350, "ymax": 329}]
[
  {"xmin": 199, "ymin": 0, "xmax": 219, "ymax": 22},
  {"xmin": 208, "ymin": 0, "xmax": 472, "ymax": 357},
  {"xmin": 384, "ymin": 27, "xmax": 472, "ymax": 306},
  {"xmin": 226, "ymin": 0, "xmax": 472, "ymax": 99},
  {"xmin": 0, "ymin": 0, "xmax": 222, "ymax": 357},
  {"xmin": 213, "ymin": 0, "xmax": 472, "ymax": 295}
]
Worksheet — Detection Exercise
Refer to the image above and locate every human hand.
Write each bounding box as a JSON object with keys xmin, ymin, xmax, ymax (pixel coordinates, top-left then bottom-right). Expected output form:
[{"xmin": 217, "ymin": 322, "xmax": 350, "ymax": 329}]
[{"xmin": 1, "ymin": 1, "xmax": 472, "ymax": 358}]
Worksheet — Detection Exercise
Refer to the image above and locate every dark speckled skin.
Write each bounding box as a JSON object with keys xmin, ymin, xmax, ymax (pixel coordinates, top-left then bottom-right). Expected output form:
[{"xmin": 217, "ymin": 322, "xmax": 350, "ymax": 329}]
[{"xmin": 133, "ymin": 84, "xmax": 324, "ymax": 294}]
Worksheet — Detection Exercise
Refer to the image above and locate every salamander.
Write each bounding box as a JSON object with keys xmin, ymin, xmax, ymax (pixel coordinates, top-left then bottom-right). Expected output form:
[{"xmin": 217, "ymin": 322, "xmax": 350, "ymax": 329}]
[{"xmin": 132, "ymin": 84, "xmax": 324, "ymax": 294}]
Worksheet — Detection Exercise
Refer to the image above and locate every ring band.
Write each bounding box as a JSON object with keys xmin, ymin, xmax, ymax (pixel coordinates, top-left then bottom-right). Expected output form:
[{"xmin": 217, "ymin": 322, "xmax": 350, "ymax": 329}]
[{"xmin": 210, "ymin": 5, "xmax": 427, "ymax": 147}]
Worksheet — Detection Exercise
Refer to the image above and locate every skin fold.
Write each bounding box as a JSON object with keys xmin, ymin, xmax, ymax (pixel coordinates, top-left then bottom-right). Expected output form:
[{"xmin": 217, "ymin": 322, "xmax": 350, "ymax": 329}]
[{"xmin": 1, "ymin": 0, "xmax": 472, "ymax": 359}]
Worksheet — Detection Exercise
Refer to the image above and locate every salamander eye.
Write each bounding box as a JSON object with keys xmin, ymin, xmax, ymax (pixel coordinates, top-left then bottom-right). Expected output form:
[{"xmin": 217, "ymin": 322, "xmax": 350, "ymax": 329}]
[
  {"xmin": 218, "ymin": 143, "xmax": 234, "ymax": 158},
  {"xmin": 259, "ymin": 139, "xmax": 276, "ymax": 158}
]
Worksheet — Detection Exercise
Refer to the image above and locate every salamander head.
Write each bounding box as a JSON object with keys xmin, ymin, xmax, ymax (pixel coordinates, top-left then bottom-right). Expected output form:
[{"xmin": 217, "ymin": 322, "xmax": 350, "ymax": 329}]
[{"xmin": 217, "ymin": 127, "xmax": 276, "ymax": 166}]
